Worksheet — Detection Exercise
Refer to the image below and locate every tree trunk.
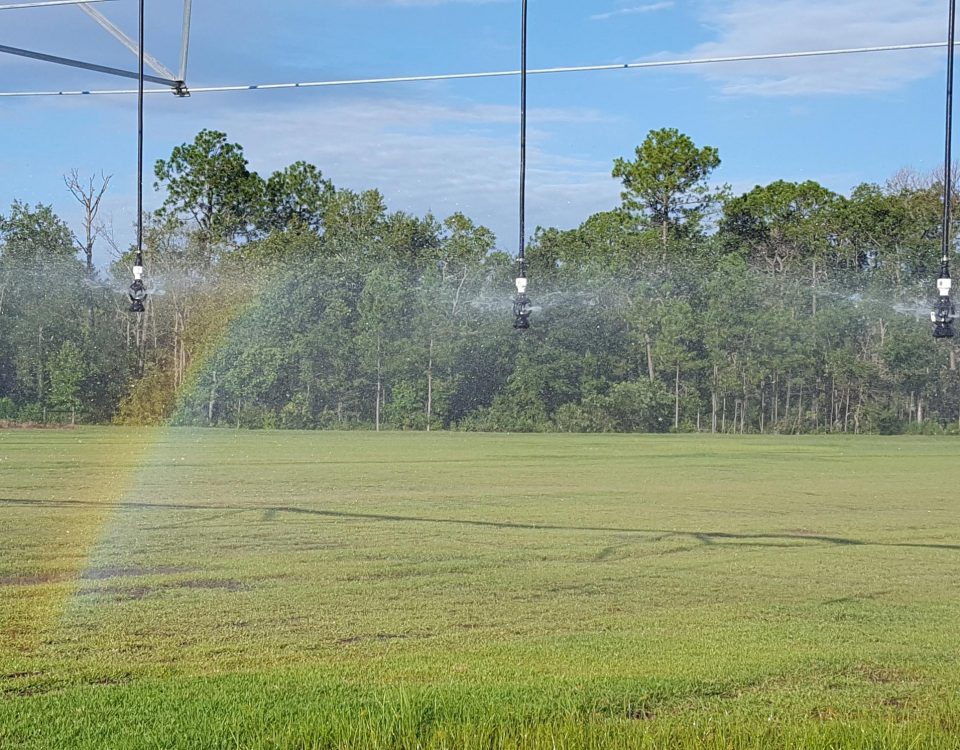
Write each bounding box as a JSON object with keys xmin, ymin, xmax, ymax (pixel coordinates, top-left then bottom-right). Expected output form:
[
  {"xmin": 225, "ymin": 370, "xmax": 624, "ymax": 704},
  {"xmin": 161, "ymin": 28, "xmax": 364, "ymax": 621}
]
[
  {"xmin": 37, "ymin": 324, "xmax": 44, "ymax": 400},
  {"xmin": 64, "ymin": 170, "xmax": 110, "ymax": 271},
  {"xmin": 741, "ymin": 373, "xmax": 748, "ymax": 434},
  {"xmin": 830, "ymin": 379, "xmax": 836, "ymax": 433},
  {"xmin": 855, "ymin": 386, "xmax": 863, "ymax": 434},
  {"xmin": 785, "ymin": 379, "xmax": 792, "ymax": 430},
  {"xmin": 760, "ymin": 383, "xmax": 766, "ymax": 434},
  {"xmin": 645, "ymin": 334, "xmax": 655, "ymax": 381},
  {"xmin": 843, "ymin": 387, "xmax": 851, "ymax": 433},
  {"xmin": 208, "ymin": 370, "xmax": 217, "ymax": 425},
  {"xmin": 811, "ymin": 257, "xmax": 818, "ymax": 316},
  {"xmin": 774, "ymin": 373, "xmax": 780, "ymax": 425},
  {"xmin": 661, "ymin": 198, "xmax": 669, "ymax": 261},
  {"xmin": 674, "ymin": 362, "xmax": 680, "ymax": 430},
  {"xmin": 711, "ymin": 365, "xmax": 718, "ymax": 434},
  {"xmin": 375, "ymin": 334, "xmax": 382, "ymax": 432},
  {"xmin": 426, "ymin": 336, "xmax": 434, "ymax": 432}
]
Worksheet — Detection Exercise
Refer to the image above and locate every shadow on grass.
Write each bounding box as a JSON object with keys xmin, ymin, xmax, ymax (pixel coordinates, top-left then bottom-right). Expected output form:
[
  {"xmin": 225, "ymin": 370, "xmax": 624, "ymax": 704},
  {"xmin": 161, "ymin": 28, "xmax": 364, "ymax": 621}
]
[{"xmin": 2, "ymin": 497, "xmax": 958, "ymax": 553}]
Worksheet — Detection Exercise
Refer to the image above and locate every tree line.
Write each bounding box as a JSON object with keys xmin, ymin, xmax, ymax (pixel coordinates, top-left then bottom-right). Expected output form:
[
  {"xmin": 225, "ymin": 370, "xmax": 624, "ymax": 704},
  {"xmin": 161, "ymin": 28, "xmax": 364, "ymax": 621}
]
[{"xmin": 0, "ymin": 127, "xmax": 956, "ymax": 434}]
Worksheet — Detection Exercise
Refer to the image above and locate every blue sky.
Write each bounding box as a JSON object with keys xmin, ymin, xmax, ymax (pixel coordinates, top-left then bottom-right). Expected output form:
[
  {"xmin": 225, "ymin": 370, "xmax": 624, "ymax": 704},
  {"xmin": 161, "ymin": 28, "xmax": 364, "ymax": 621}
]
[{"xmin": 0, "ymin": 0, "xmax": 953, "ymax": 263}]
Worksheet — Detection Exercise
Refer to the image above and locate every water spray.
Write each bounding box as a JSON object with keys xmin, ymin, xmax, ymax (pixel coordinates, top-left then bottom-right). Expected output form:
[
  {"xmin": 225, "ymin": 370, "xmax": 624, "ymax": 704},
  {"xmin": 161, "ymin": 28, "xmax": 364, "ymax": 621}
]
[
  {"xmin": 512, "ymin": 0, "xmax": 532, "ymax": 330},
  {"xmin": 128, "ymin": 0, "xmax": 147, "ymax": 314},
  {"xmin": 933, "ymin": 0, "xmax": 959, "ymax": 338}
]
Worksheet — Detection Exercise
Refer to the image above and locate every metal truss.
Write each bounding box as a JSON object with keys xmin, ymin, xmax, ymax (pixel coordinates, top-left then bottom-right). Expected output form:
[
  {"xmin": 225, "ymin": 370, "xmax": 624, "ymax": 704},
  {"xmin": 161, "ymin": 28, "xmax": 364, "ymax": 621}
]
[{"xmin": 0, "ymin": 0, "xmax": 192, "ymax": 96}]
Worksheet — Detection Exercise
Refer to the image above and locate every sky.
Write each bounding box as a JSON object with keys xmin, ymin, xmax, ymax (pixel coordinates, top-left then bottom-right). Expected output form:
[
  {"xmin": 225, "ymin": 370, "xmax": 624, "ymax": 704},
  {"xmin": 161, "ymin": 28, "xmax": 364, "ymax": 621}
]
[{"xmin": 0, "ymin": 0, "xmax": 954, "ymax": 263}]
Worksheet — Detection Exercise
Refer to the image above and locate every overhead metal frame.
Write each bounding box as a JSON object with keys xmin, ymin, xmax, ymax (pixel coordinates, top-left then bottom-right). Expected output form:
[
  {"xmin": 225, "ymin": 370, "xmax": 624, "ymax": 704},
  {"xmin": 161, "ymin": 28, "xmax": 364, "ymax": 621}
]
[
  {"xmin": 0, "ymin": 42, "xmax": 173, "ymax": 86},
  {"xmin": 78, "ymin": 2, "xmax": 175, "ymax": 81},
  {"xmin": 178, "ymin": 0, "xmax": 191, "ymax": 84},
  {"xmin": 0, "ymin": 0, "xmax": 191, "ymax": 96},
  {"xmin": 0, "ymin": 0, "xmax": 114, "ymax": 9}
]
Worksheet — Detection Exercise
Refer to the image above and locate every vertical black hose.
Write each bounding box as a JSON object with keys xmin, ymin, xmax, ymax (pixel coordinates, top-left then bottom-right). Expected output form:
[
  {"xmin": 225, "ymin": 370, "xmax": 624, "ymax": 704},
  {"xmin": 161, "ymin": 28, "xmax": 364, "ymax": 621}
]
[
  {"xmin": 136, "ymin": 0, "xmax": 144, "ymax": 268},
  {"xmin": 943, "ymin": 0, "xmax": 956, "ymax": 272},
  {"xmin": 518, "ymin": 0, "xmax": 527, "ymax": 276}
]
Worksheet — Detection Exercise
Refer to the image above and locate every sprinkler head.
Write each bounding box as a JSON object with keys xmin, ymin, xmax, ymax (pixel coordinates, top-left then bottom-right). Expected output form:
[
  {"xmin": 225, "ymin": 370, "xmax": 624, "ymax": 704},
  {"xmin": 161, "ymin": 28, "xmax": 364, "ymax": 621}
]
[
  {"xmin": 128, "ymin": 265, "xmax": 147, "ymax": 313},
  {"xmin": 932, "ymin": 296, "xmax": 956, "ymax": 338},
  {"xmin": 513, "ymin": 276, "xmax": 532, "ymax": 330},
  {"xmin": 128, "ymin": 280, "xmax": 146, "ymax": 313},
  {"xmin": 513, "ymin": 297, "xmax": 532, "ymax": 329},
  {"xmin": 931, "ymin": 274, "xmax": 957, "ymax": 338}
]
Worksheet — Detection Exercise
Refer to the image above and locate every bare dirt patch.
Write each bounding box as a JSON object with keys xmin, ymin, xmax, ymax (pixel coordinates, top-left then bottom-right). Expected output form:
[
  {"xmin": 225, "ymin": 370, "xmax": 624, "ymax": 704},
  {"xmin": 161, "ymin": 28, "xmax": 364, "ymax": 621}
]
[
  {"xmin": 811, "ymin": 707, "xmax": 839, "ymax": 721},
  {"xmin": 0, "ymin": 572, "xmax": 72, "ymax": 586},
  {"xmin": 855, "ymin": 665, "xmax": 905, "ymax": 685},
  {"xmin": 1, "ymin": 566, "xmax": 196, "ymax": 587},
  {"xmin": 0, "ymin": 421, "xmax": 75, "ymax": 430},
  {"xmin": 82, "ymin": 566, "xmax": 191, "ymax": 581},
  {"xmin": 883, "ymin": 696, "xmax": 910, "ymax": 710},
  {"xmin": 2, "ymin": 672, "xmax": 42, "ymax": 681},
  {"xmin": 78, "ymin": 579, "xmax": 245, "ymax": 600},
  {"xmin": 626, "ymin": 705, "xmax": 656, "ymax": 721},
  {"xmin": 77, "ymin": 585, "xmax": 154, "ymax": 600},
  {"xmin": 178, "ymin": 579, "xmax": 246, "ymax": 591}
]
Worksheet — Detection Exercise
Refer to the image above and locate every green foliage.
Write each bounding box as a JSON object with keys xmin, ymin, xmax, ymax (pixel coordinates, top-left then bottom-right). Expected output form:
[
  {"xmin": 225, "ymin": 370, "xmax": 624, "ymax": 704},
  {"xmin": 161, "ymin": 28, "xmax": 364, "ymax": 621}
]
[
  {"xmin": 260, "ymin": 161, "xmax": 334, "ymax": 234},
  {"xmin": 842, "ymin": 178, "xmax": 941, "ymax": 291},
  {"xmin": 16, "ymin": 401, "xmax": 44, "ymax": 422},
  {"xmin": 721, "ymin": 180, "xmax": 844, "ymax": 273},
  {"xmin": 863, "ymin": 407, "xmax": 906, "ymax": 435},
  {"xmin": 613, "ymin": 128, "xmax": 724, "ymax": 255},
  {"xmin": 1, "ymin": 129, "xmax": 959, "ymax": 434},
  {"xmin": 154, "ymin": 129, "xmax": 264, "ymax": 244},
  {"xmin": 47, "ymin": 340, "xmax": 86, "ymax": 423},
  {"xmin": 115, "ymin": 366, "xmax": 176, "ymax": 426},
  {"xmin": 0, "ymin": 201, "xmax": 76, "ymax": 263}
]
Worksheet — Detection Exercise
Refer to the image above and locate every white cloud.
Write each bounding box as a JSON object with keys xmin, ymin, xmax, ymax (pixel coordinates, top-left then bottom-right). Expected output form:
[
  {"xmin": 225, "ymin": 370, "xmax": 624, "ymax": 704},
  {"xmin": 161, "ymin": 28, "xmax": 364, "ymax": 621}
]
[
  {"xmin": 590, "ymin": 2, "xmax": 674, "ymax": 22},
  {"xmin": 677, "ymin": 0, "xmax": 945, "ymax": 96}
]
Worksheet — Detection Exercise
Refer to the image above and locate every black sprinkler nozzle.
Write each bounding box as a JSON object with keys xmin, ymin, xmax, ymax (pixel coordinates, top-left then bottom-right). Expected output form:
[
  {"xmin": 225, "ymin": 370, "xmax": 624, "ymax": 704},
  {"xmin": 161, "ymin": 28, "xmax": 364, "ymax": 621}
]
[
  {"xmin": 513, "ymin": 293, "xmax": 532, "ymax": 330},
  {"xmin": 933, "ymin": 294, "xmax": 956, "ymax": 338},
  {"xmin": 934, "ymin": 320, "xmax": 955, "ymax": 339},
  {"xmin": 128, "ymin": 278, "xmax": 147, "ymax": 313}
]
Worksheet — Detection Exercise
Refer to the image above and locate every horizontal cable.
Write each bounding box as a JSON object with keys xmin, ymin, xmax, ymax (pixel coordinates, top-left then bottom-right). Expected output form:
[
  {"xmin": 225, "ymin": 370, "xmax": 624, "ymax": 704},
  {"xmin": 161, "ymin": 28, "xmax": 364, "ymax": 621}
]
[{"xmin": 0, "ymin": 40, "xmax": 953, "ymax": 97}]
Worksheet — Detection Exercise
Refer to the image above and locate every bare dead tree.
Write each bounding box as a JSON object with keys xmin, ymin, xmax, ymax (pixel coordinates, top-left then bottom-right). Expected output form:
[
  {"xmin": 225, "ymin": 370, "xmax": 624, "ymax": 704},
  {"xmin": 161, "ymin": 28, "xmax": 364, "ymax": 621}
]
[{"xmin": 64, "ymin": 170, "xmax": 112, "ymax": 271}]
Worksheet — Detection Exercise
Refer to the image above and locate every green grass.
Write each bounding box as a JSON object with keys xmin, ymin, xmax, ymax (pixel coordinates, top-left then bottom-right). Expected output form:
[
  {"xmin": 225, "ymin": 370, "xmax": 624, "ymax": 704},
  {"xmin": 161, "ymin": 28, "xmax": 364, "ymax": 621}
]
[{"xmin": 1, "ymin": 428, "xmax": 959, "ymax": 749}]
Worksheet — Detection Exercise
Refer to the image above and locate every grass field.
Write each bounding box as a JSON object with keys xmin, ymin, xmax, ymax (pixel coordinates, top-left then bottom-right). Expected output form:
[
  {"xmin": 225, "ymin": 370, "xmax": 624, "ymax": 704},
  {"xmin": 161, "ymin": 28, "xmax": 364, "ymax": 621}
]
[{"xmin": 1, "ymin": 428, "xmax": 959, "ymax": 749}]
